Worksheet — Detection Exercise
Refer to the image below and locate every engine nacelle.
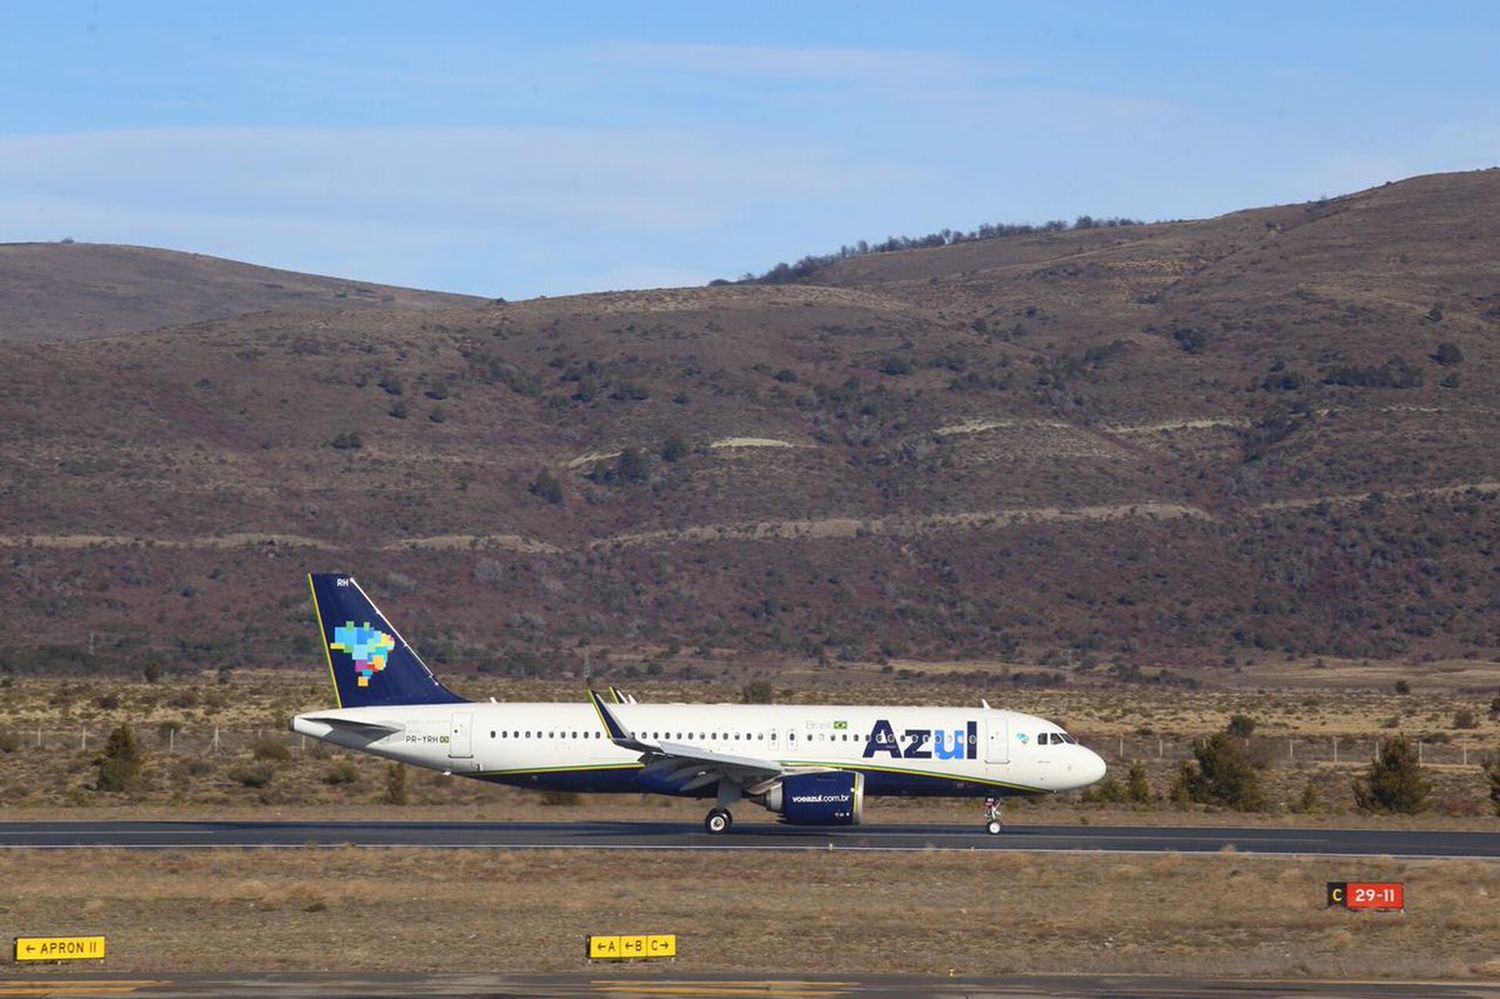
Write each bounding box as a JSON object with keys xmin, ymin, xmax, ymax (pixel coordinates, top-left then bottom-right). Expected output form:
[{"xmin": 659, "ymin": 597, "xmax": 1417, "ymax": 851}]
[{"xmin": 757, "ymin": 771, "xmax": 864, "ymax": 826}]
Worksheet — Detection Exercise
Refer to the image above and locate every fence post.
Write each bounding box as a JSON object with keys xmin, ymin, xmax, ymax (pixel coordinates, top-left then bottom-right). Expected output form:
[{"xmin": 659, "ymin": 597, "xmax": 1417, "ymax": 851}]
[
  {"xmin": 1462, "ymin": 745, "xmax": 1467, "ymax": 766},
  {"xmin": 213, "ymin": 726, "xmax": 220, "ymax": 753},
  {"xmin": 35, "ymin": 726, "xmax": 41, "ymax": 749},
  {"xmin": 1288, "ymin": 738, "xmax": 1294, "ymax": 763},
  {"xmin": 1418, "ymin": 740, "xmax": 1423, "ymax": 764},
  {"xmin": 1157, "ymin": 737, "xmax": 1163, "ymax": 759},
  {"xmin": 169, "ymin": 728, "xmax": 175, "ymax": 754},
  {"xmin": 80, "ymin": 727, "xmax": 86, "ymax": 751},
  {"xmin": 1333, "ymin": 737, "xmax": 1338, "ymax": 764}
]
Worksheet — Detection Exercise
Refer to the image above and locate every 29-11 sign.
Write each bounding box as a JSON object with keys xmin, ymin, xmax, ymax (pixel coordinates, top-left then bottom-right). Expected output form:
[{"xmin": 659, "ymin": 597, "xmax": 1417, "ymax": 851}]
[{"xmin": 1326, "ymin": 882, "xmax": 1404, "ymax": 911}]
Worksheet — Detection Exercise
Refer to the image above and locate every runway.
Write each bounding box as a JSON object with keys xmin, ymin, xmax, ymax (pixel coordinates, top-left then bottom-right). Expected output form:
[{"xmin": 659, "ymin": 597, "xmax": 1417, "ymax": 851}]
[
  {"xmin": 1, "ymin": 820, "xmax": 1497, "ymax": 858},
  {"xmin": 2, "ymin": 973, "xmax": 1498, "ymax": 998}
]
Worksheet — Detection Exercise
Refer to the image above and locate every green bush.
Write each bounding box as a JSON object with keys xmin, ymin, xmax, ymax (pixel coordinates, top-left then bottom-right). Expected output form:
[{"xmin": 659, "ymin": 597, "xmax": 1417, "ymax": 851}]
[
  {"xmin": 380, "ymin": 763, "xmax": 408, "ymax": 805},
  {"xmin": 1125, "ymin": 760, "xmax": 1151, "ymax": 803},
  {"xmin": 95, "ymin": 724, "xmax": 142, "ymax": 792},
  {"xmin": 1353, "ymin": 736, "xmax": 1430, "ymax": 814},
  {"xmin": 740, "ymin": 679, "xmax": 774, "ymax": 704},
  {"xmin": 1170, "ymin": 732, "xmax": 1266, "ymax": 811}
]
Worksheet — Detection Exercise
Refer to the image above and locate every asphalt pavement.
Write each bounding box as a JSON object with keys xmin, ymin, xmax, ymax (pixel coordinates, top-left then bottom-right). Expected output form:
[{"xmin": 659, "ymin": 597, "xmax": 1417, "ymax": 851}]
[{"xmin": 0, "ymin": 820, "xmax": 1496, "ymax": 857}]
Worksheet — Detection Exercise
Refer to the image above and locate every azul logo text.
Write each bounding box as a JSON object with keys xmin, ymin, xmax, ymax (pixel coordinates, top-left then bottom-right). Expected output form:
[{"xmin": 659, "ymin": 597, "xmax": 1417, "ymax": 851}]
[{"xmin": 863, "ymin": 720, "xmax": 978, "ymax": 760}]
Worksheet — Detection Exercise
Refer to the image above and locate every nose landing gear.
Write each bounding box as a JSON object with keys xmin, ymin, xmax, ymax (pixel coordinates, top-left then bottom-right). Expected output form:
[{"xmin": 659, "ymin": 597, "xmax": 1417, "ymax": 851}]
[
  {"xmin": 704, "ymin": 807, "xmax": 734, "ymax": 835},
  {"xmin": 983, "ymin": 796, "xmax": 1003, "ymax": 835}
]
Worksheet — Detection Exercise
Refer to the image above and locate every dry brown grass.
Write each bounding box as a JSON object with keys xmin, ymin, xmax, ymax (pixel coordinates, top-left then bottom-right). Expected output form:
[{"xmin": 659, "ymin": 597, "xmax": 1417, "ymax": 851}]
[{"xmin": 1, "ymin": 849, "xmax": 1495, "ymax": 979}]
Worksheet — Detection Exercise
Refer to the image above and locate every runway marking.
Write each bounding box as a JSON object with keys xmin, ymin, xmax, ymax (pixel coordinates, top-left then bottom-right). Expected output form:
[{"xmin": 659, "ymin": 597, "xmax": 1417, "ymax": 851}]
[
  {"xmin": 592, "ymin": 983, "xmax": 850, "ymax": 998},
  {"xmin": 0, "ymin": 983, "xmax": 163, "ymax": 997}
]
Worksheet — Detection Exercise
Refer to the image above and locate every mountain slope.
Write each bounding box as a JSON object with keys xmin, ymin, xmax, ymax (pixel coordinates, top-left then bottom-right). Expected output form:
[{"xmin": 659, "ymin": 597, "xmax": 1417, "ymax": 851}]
[
  {"xmin": 2, "ymin": 171, "xmax": 1498, "ymax": 680},
  {"xmin": 0, "ymin": 242, "xmax": 483, "ymax": 342}
]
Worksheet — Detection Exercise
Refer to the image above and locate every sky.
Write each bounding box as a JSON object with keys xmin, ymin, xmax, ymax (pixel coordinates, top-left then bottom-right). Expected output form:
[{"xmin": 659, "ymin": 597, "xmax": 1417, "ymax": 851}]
[{"xmin": 2, "ymin": 2, "xmax": 1498, "ymax": 298}]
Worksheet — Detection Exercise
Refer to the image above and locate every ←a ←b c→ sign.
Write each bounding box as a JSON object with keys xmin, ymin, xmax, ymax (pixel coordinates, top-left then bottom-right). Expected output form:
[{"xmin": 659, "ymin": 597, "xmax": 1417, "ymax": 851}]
[{"xmin": 586, "ymin": 934, "xmax": 677, "ymax": 961}]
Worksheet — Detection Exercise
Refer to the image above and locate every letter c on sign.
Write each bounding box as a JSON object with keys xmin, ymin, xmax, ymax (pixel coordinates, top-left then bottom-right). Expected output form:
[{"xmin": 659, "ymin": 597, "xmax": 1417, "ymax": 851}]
[{"xmin": 1331, "ymin": 887, "xmax": 1344, "ymax": 903}]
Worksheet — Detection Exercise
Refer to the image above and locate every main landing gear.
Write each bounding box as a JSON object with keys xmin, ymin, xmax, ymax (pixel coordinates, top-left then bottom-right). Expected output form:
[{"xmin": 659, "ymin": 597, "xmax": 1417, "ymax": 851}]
[
  {"xmin": 983, "ymin": 797, "xmax": 1004, "ymax": 835},
  {"xmin": 704, "ymin": 807, "xmax": 734, "ymax": 835}
]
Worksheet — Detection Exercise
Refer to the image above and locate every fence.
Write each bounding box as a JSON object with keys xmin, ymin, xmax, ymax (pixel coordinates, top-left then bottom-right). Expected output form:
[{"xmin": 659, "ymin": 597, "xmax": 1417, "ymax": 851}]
[
  {"xmin": 1095, "ymin": 734, "xmax": 1489, "ymax": 769},
  {"xmin": 7, "ymin": 727, "xmax": 1490, "ymax": 769}
]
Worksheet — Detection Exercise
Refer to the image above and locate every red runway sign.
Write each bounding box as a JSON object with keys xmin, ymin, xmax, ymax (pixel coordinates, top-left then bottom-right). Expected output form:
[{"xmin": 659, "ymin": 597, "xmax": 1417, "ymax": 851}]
[{"xmin": 1326, "ymin": 882, "xmax": 1404, "ymax": 911}]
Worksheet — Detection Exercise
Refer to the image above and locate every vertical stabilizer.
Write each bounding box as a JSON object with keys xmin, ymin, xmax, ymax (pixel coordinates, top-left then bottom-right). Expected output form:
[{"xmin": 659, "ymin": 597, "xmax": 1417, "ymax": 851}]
[{"xmin": 307, "ymin": 573, "xmax": 466, "ymax": 708}]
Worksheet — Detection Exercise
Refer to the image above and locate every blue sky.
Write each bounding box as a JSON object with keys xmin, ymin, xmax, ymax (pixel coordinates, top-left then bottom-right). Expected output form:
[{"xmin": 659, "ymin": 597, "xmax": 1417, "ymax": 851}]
[{"xmin": 2, "ymin": 2, "xmax": 1497, "ymax": 298}]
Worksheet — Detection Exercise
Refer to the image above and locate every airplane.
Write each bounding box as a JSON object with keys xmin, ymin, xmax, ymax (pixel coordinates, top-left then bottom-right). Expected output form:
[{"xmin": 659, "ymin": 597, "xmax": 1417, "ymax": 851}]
[{"xmin": 291, "ymin": 573, "xmax": 1107, "ymax": 834}]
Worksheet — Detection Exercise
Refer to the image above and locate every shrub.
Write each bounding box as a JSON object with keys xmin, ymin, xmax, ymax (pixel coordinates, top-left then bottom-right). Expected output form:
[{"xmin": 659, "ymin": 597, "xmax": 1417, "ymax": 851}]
[
  {"xmin": 1082, "ymin": 776, "xmax": 1126, "ymax": 803},
  {"xmin": 540, "ymin": 790, "xmax": 581, "ymax": 806},
  {"xmin": 0, "ymin": 731, "xmax": 20, "ymax": 754},
  {"xmin": 1172, "ymin": 327, "xmax": 1207, "ymax": 354},
  {"xmin": 322, "ymin": 761, "xmax": 359, "ymax": 786},
  {"xmin": 380, "ymin": 762, "xmax": 408, "ymax": 805},
  {"xmin": 1353, "ymin": 736, "xmax": 1430, "ymax": 814},
  {"xmin": 1453, "ymin": 708, "xmax": 1478, "ymax": 730},
  {"xmin": 617, "ymin": 448, "xmax": 648, "ymax": 483},
  {"xmin": 388, "ymin": 401, "xmax": 409, "ymax": 419},
  {"xmin": 1487, "ymin": 759, "xmax": 1500, "ymax": 817},
  {"xmin": 1394, "ymin": 679, "xmax": 1411, "ymax": 695},
  {"xmin": 252, "ymin": 739, "xmax": 292, "ymax": 763},
  {"xmin": 662, "ymin": 435, "xmax": 687, "ymax": 463},
  {"xmin": 95, "ymin": 724, "xmax": 142, "ymax": 792},
  {"xmin": 330, "ymin": 431, "xmax": 363, "ymax": 450},
  {"xmin": 1171, "ymin": 732, "xmax": 1266, "ymax": 811},
  {"xmin": 228, "ymin": 763, "xmax": 275, "ymax": 788},
  {"xmin": 1225, "ymin": 714, "xmax": 1256, "ymax": 739},
  {"xmin": 740, "ymin": 679, "xmax": 774, "ymax": 704},
  {"xmin": 142, "ymin": 662, "xmax": 163, "ymax": 684},
  {"xmin": 427, "ymin": 406, "xmax": 446, "ymax": 423},
  {"xmin": 1432, "ymin": 341, "xmax": 1464, "ymax": 366},
  {"xmin": 529, "ymin": 469, "xmax": 563, "ymax": 504},
  {"xmin": 1125, "ymin": 760, "xmax": 1151, "ymax": 803}
]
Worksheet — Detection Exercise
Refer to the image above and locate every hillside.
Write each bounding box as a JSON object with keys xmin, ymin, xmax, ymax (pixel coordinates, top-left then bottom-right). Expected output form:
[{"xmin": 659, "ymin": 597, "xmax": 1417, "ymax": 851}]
[
  {"xmin": 2, "ymin": 171, "xmax": 1499, "ymax": 684},
  {"xmin": 0, "ymin": 243, "xmax": 482, "ymax": 342}
]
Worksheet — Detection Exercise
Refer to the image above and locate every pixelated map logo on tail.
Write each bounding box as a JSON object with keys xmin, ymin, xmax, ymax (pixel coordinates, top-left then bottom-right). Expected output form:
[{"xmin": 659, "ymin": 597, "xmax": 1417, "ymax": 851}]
[{"xmin": 330, "ymin": 621, "xmax": 396, "ymax": 687}]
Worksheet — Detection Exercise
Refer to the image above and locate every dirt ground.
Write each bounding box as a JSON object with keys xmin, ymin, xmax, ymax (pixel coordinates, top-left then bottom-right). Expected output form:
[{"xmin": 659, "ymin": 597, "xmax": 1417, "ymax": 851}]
[{"xmin": 1, "ymin": 849, "xmax": 1495, "ymax": 980}]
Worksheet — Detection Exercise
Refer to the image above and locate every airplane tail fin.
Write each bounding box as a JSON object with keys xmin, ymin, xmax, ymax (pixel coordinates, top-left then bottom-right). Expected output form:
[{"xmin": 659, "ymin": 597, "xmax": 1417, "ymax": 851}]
[{"xmin": 307, "ymin": 573, "xmax": 467, "ymax": 708}]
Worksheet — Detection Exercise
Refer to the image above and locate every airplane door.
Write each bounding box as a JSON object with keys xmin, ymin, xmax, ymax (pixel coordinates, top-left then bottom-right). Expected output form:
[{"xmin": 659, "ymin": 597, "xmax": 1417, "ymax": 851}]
[
  {"xmin": 984, "ymin": 717, "xmax": 1009, "ymax": 764},
  {"xmin": 448, "ymin": 712, "xmax": 474, "ymax": 758}
]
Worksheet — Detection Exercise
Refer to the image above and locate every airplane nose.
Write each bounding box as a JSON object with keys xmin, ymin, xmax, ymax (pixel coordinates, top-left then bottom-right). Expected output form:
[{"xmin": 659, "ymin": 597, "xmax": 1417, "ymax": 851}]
[{"xmin": 1083, "ymin": 748, "xmax": 1107, "ymax": 786}]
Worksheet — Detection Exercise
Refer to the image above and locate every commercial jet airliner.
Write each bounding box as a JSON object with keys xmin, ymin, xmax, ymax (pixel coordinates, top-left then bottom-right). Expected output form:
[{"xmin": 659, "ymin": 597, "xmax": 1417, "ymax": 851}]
[{"xmin": 291, "ymin": 574, "xmax": 1107, "ymax": 834}]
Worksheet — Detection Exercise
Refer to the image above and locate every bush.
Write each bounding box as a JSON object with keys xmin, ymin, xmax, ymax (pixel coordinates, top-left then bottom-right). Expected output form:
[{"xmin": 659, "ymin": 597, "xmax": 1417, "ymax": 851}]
[
  {"xmin": 388, "ymin": 401, "xmax": 409, "ymax": 419},
  {"xmin": 617, "ymin": 448, "xmax": 648, "ymax": 483},
  {"xmin": 1170, "ymin": 732, "xmax": 1266, "ymax": 811},
  {"xmin": 380, "ymin": 763, "xmax": 408, "ymax": 805},
  {"xmin": 0, "ymin": 731, "xmax": 19, "ymax": 754},
  {"xmin": 1487, "ymin": 759, "xmax": 1500, "ymax": 817},
  {"xmin": 1453, "ymin": 708, "xmax": 1478, "ymax": 730},
  {"xmin": 1353, "ymin": 736, "xmax": 1430, "ymax": 814},
  {"xmin": 142, "ymin": 662, "xmax": 163, "ymax": 684},
  {"xmin": 1225, "ymin": 714, "xmax": 1256, "ymax": 738},
  {"xmin": 1125, "ymin": 760, "xmax": 1151, "ymax": 803},
  {"xmin": 1082, "ymin": 776, "xmax": 1126, "ymax": 803},
  {"xmin": 1394, "ymin": 679, "xmax": 1411, "ymax": 695},
  {"xmin": 529, "ymin": 469, "xmax": 563, "ymax": 504},
  {"xmin": 252, "ymin": 739, "xmax": 292, "ymax": 763},
  {"xmin": 330, "ymin": 431, "xmax": 363, "ymax": 450},
  {"xmin": 740, "ymin": 679, "xmax": 774, "ymax": 704},
  {"xmin": 540, "ymin": 790, "xmax": 581, "ymax": 806},
  {"xmin": 662, "ymin": 435, "xmax": 687, "ymax": 463},
  {"xmin": 1432, "ymin": 341, "xmax": 1464, "ymax": 366},
  {"xmin": 228, "ymin": 763, "xmax": 275, "ymax": 788},
  {"xmin": 95, "ymin": 724, "xmax": 142, "ymax": 793},
  {"xmin": 322, "ymin": 761, "xmax": 359, "ymax": 786}
]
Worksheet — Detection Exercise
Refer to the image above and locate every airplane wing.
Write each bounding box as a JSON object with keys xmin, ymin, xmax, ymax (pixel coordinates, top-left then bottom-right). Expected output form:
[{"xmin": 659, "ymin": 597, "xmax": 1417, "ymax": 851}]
[
  {"xmin": 297, "ymin": 714, "xmax": 403, "ymax": 736},
  {"xmin": 587, "ymin": 690, "xmax": 823, "ymax": 792}
]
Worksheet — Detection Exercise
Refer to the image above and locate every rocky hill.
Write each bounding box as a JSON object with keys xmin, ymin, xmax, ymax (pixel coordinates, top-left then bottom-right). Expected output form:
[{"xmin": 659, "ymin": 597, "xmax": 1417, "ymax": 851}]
[
  {"xmin": 2, "ymin": 171, "xmax": 1498, "ymax": 684},
  {"xmin": 0, "ymin": 242, "xmax": 481, "ymax": 342}
]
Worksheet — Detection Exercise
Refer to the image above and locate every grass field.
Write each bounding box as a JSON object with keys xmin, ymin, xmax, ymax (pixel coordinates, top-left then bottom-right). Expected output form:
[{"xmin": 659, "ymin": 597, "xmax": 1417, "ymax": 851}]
[{"xmin": 2, "ymin": 849, "xmax": 1496, "ymax": 979}]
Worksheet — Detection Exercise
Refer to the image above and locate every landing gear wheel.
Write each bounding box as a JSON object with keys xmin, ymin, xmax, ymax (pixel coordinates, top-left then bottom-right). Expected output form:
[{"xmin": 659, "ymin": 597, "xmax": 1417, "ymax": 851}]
[
  {"xmin": 983, "ymin": 796, "xmax": 1003, "ymax": 835},
  {"xmin": 704, "ymin": 808, "xmax": 733, "ymax": 835}
]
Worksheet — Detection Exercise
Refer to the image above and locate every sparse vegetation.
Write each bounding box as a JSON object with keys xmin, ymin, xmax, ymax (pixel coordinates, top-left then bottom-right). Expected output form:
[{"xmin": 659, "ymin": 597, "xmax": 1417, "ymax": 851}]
[
  {"xmin": 1171, "ymin": 732, "xmax": 1267, "ymax": 811},
  {"xmin": 95, "ymin": 723, "xmax": 142, "ymax": 792}
]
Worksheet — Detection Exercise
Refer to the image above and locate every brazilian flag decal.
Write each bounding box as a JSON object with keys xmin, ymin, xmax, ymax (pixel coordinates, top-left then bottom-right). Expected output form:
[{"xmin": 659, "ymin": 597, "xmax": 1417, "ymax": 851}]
[{"xmin": 833, "ymin": 720, "xmax": 848, "ymax": 730}]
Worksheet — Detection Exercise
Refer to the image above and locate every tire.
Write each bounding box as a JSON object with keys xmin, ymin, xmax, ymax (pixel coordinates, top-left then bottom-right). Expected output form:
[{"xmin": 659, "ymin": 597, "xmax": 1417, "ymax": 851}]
[
  {"xmin": 705, "ymin": 810, "xmax": 730, "ymax": 835},
  {"xmin": 985, "ymin": 819, "xmax": 1003, "ymax": 835}
]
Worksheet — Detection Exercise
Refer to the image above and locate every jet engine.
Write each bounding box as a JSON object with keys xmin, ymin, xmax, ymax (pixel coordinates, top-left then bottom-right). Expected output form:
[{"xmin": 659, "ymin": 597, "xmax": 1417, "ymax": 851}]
[{"xmin": 755, "ymin": 771, "xmax": 864, "ymax": 826}]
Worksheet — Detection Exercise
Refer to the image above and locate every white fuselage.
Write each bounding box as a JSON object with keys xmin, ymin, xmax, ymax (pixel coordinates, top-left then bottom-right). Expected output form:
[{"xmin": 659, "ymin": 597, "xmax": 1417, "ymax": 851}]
[{"xmin": 292, "ymin": 700, "xmax": 1106, "ymax": 798}]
